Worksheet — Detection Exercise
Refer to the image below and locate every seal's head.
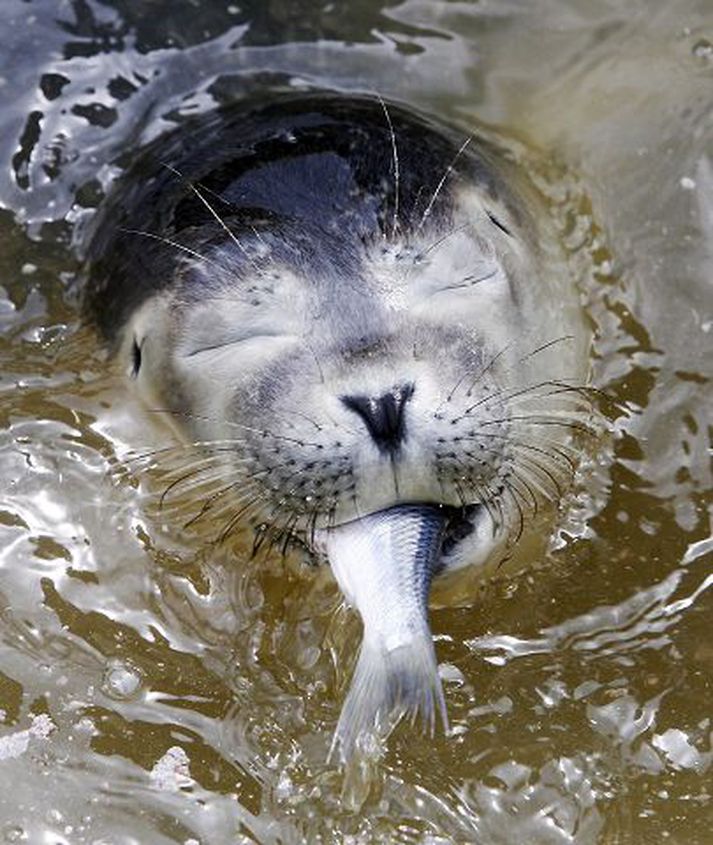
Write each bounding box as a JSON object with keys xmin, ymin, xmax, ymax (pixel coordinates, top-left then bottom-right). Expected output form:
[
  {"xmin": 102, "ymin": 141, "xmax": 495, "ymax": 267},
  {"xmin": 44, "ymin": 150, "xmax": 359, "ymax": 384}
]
[{"xmin": 86, "ymin": 93, "xmax": 592, "ymax": 757}]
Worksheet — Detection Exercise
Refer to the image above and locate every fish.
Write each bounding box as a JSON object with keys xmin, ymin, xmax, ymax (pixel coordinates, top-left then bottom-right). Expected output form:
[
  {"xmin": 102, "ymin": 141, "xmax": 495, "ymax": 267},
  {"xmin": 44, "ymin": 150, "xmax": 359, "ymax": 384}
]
[{"xmin": 323, "ymin": 505, "xmax": 450, "ymax": 761}]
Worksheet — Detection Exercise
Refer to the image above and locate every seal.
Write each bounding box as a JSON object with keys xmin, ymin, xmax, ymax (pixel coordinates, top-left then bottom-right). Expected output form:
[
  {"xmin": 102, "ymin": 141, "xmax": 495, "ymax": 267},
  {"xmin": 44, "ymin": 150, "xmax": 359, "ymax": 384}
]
[{"xmin": 84, "ymin": 92, "xmax": 591, "ymax": 759}]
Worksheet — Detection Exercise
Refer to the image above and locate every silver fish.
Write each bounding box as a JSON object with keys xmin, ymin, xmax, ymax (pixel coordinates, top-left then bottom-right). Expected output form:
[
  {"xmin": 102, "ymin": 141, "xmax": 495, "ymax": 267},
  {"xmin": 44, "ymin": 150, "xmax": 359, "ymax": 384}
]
[{"xmin": 323, "ymin": 505, "xmax": 450, "ymax": 761}]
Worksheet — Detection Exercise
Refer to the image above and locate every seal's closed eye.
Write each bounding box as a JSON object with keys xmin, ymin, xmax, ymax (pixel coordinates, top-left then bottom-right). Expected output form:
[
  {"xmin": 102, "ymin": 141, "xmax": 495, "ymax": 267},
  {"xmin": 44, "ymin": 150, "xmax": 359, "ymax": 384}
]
[{"xmin": 486, "ymin": 210, "xmax": 513, "ymax": 237}]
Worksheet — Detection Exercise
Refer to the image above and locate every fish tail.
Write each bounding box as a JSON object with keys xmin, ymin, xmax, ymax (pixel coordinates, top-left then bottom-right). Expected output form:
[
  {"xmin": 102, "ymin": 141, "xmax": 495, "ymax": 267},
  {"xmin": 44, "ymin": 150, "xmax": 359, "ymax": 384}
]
[{"xmin": 330, "ymin": 633, "xmax": 448, "ymax": 763}]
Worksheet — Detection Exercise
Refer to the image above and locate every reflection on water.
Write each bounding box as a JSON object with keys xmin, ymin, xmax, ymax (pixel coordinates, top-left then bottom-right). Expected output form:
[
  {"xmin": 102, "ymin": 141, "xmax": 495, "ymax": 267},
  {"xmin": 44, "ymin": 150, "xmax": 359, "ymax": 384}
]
[{"xmin": 0, "ymin": 0, "xmax": 711, "ymax": 842}]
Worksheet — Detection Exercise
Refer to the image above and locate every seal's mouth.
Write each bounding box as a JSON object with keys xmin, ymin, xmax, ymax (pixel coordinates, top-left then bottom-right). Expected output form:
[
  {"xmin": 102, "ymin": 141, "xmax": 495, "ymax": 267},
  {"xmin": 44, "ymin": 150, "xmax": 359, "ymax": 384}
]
[{"xmin": 324, "ymin": 501, "xmax": 481, "ymax": 567}]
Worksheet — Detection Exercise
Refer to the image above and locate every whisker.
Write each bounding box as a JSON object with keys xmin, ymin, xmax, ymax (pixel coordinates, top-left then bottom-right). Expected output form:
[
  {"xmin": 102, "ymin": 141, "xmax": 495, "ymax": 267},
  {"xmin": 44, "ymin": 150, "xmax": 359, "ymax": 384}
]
[
  {"xmin": 502, "ymin": 481, "xmax": 525, "ymax": 545},
  {"xmin": 507, "ymin": 471, "xmax": 538, "ymax": 515},
  {"xmin": 511, "ymin": 440, "xmax": 578, "ymax": 475},
  {"xmin": 470, "ymin": 479, "xmax": 502, "ymax": 533},
  {"xmin": 118, "ymin": 228, "xmax": 232, "ymax": 278},
  {"xmin": 377, "ymin": 94, "xmax": 400, "ymax": 239},
  {"xmin": 158, "ymin": 465, "xmax": 267, "ymax": 517},
  {"xmin": 434, "ymin": 342, "xmax": 509, "ymax": 416},
  {"xmin": 161, "ymin": 162, "xmax": 265, "ymax": 278},
  {"xmin": 250, "ymin": 475, "xmax": 308, "ymax": 558},
  {"xmin": 123, "ymin": 438, "xmax": 248, "ymax": 467},
  {"xmin": 151, "ymin": 454, "xmax": 253, "ymax": 490},
  {"xmin": 449, "ymin": 442, "xmax": 557, "ymax": 526},
  {"xmin": 485, "ymin": 480, "xmax": 506, "ymax": 533},
  {"xmin": 478, "ymin": 414, "xmax": 598, "ymax": 437},
  {"xmin": 144, "ymin": 408, "xmax": 327, "ymax": 450},
  {"xmin": 418, "ymin": 135, "xmax": 472, "ymax": 231},
  {"xmin": 326, "ymin": 500, "xmax": 338, "ymax": 533},
  {"xmin": 511, "ymin": 463, "xmax": 559, "ymax": 505},
  {"xmin": 440, "ymin": 268, "xmax": 498, "ymax": 291},
  {"xmin": 159, "ymin": 464, "xmax": 222, "ymax": 509},
  {"xmin": 183, "ymin": 480, "xmax": 244, "ymax": 529},
  {"xmin": 215, "ymin": 491, "xmax": 270, "ymax": 546},
  {"xmin": 251, "ymin": 521, "xmax": 271, "ymax": 557},
  {"xmin": 518, "ymin": 335, "xmax": 575, "ymax": 363},
  {"xmin": 462, "ymin": 430, "xmax": 584, "ymax": 462},
  {"xmin": 199, "ymin": 479, "xmax": 268, "ymax": 528},
  {"xmin": 463, "ymin": 342, "xmax": 513, "ymax": 400},
  {"xmin": 416, "ymin": 221, "xmax": 472, "ymax": 260},
  {"xmin": 452, "ymin": 477, "xmax": 469, "ymax": 509},
  {"xmin": 189, "ymin": 176, "xmax": 270, "ymax": 249},
  {"xmin": 460, "ymin": 378, "xmax": 592, "ymax": 417},
  {"xmin": 437, "ymin": 336, "xmax": 597, "ymax": 415},
  {"xmin": 281, "ymin": 511, "xmax": 303, "ymax": 556},
  {"xmin": 306, "ymin": 499, "xmax": 323, "ymax": 549},
  {"xmin": 445, "ymin": 454, "xmax": 501, "ymax": 530}
]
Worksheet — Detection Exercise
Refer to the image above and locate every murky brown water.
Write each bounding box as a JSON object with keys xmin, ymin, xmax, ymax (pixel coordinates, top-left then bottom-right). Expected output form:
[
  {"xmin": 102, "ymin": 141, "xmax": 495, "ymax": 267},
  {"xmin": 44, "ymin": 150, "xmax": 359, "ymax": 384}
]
[{"xmin": 0, "ymin": 1, "xmax": 711, "ymax": 842}]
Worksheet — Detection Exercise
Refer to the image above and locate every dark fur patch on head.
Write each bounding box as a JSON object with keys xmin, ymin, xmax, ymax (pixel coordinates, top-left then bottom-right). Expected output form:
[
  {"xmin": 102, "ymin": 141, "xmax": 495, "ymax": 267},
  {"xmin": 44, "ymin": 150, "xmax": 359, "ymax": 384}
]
[{"xmin": 83, "ymin": 92, "xmax": 515, "ymax": 341}]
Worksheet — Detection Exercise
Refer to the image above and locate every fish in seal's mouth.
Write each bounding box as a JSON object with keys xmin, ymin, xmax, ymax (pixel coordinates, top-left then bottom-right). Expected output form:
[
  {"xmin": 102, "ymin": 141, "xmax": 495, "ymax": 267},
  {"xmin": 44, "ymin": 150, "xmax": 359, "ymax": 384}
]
[{"xmin": 318, "ymin": 501, "xmax": 493, "ymax": 762}]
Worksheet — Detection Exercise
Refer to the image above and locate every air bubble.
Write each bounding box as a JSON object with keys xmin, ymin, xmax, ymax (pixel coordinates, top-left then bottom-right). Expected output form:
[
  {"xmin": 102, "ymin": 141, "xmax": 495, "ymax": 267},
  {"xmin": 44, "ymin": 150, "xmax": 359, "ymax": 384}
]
[{"xmin": 101, "ymin": 659, "xmax": 143, "ymax": 701}]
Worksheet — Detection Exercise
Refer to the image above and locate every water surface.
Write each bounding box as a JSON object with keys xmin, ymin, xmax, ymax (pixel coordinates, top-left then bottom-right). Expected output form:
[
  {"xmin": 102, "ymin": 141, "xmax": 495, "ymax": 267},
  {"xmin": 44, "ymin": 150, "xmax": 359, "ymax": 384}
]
[{"xmin": 0, "ymin": 1, "xmax": 711, "ymax": 842}]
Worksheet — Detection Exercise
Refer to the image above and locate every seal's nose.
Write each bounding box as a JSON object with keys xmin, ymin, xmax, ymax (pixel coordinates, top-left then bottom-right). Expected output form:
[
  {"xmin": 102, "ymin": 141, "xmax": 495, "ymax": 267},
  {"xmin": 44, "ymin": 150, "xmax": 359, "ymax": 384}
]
[{"xmin": 341, "ymin": 383, "xmax": 415, "ymax": 454}]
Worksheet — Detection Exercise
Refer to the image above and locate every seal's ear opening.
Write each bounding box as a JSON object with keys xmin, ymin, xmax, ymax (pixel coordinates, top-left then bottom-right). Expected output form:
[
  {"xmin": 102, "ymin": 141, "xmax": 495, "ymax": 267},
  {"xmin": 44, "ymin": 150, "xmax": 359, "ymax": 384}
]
[{"xmin": 131, "ymin": 337, "xmax": 142, "ymax": 377}]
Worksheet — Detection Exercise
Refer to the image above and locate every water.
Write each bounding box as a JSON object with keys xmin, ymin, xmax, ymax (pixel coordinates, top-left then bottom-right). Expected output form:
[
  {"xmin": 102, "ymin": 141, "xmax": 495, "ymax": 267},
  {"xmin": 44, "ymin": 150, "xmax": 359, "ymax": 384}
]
[{"xmin": 0, "ymin": 0, "xmax": 711, "ymax": 842}]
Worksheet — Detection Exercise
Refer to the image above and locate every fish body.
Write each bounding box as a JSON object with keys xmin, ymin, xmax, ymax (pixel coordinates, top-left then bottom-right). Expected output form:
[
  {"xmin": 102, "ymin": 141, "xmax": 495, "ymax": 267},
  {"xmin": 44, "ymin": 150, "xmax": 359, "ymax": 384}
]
[{"xmin": 323, "ymin": 505, "xmax": 450, "ymax": 761}]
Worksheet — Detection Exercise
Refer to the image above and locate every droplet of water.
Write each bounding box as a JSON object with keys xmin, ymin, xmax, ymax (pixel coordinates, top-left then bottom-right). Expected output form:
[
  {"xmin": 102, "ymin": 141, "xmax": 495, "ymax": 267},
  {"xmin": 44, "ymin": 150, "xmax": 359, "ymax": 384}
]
[
  {"xmin": 274, "ymin": 770, "xmax": 294, "ymax": 801},
  {"xmin": 438, "ymin": 662, "xmax": 465, "ymax": 685},
  {"xmin": 692, "ymin": 38, "xmax": 713, "ymax": 62},
  {"xmin": 150, "ymin": 745, "xmax": 192, "ymax": 791},
  {"xmin": 101, "ymin": 659, "xmax": 143, "ymax": 700}
]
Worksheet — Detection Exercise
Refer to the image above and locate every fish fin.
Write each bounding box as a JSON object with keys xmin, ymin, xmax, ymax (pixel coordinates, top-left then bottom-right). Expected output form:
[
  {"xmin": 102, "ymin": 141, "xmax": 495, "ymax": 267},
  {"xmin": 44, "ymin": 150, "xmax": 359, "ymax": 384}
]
[{"xmin": 330, "ymin": 634, "xmax": 448, "ymax": 763}]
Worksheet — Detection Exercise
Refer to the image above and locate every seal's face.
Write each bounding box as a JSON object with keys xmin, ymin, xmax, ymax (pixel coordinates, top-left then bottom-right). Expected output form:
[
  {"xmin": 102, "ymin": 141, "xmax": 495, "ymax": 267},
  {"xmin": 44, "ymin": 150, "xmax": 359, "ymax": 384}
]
[
  {"xmin": 89, "ymin": 94, "xmax": 590, "ymax": 570},
  {"xmin": 124, "ymin": 184, "xmax": 585, "ymax": 569}
]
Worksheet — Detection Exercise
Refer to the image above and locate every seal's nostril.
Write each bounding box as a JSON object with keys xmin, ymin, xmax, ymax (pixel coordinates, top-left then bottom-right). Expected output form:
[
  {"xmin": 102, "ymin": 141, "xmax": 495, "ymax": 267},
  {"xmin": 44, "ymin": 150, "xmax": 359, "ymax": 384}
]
[{"xmin": 341, "ymin": 383, "xmax": 414, "ymax": 454}]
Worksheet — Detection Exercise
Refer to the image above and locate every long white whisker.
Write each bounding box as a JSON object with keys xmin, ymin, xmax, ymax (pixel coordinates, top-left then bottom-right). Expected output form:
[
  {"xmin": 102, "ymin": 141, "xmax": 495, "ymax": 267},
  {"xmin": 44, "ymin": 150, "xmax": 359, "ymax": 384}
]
[
  {"xmin": 191, "ymin": 177, "xmax": 269, "ymax": 249},
  {"xmin": 118, "ymin": 228, "xmax": 230, "ymax": 276},
  {"xmin": 418, "ymin": 135, "xmax": 472, "ymax": 232},
  {"xmin": 377, "ymin": 94, "xmax": 400, "ymax": 240},
  {"xmin": 161, "ymin": 162, "xmax": 264, "ymax": 277}
]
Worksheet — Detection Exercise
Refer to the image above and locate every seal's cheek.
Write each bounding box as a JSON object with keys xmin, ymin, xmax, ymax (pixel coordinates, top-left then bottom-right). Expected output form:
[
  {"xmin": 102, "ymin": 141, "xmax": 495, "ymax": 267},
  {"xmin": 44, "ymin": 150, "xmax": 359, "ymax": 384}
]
[{"xmin": 172, "ymin": 335, "xmax": 302, "ymax": 421}]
